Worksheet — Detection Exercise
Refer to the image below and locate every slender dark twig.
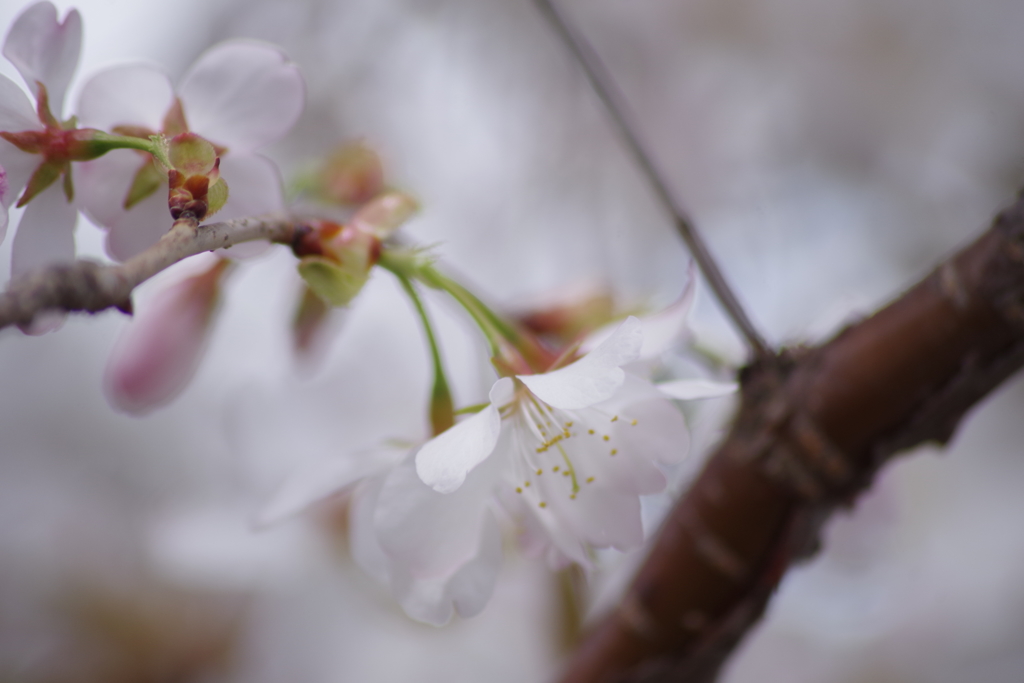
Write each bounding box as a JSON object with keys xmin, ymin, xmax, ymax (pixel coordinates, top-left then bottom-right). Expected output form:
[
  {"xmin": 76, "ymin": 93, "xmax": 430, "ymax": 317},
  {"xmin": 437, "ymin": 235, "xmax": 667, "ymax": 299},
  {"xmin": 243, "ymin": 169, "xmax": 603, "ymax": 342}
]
[{"xmin": 535, "ymin": 0, "xmax": 771, "ymax": 358}]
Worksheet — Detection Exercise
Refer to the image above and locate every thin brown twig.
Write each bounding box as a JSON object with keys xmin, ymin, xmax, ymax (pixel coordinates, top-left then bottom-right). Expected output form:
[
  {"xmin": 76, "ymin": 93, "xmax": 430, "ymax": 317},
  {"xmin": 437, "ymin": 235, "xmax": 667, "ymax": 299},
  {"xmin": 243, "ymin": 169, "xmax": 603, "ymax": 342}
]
[
  {"xmin": 534, "ymin": 0, "xmax": 771, "ymax": 359},
  {"xmin": 0, "ymin": 213, "xmax": 296, "ymax": 331}
]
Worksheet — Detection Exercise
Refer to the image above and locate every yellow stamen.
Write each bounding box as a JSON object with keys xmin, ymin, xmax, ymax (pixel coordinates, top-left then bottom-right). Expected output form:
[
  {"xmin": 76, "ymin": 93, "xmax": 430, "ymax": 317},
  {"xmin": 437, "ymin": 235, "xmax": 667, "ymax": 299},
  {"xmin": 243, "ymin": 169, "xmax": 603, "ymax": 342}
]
[
  {"xmin": 611, "ymin": 415, "xmax": 619, "ymax": 422},
  {"xmin": 602, "ymin": 435, "xmax": 610, "ymax": 441},
  {"xmin": 610, "ymin": 449, "xmax": 618, "ymax": 456},
  {"xmin": 586, "ymin": 476, "xmax": 595, "ymax": 483},
  {"xmin": 516, "ymin": 487, "xmax": 523, "ymax": 493},
  {"xmin": 539, "ymin": 502, "xmax": 547, "ymax": 509},
  {"xmin": 631, "ymin": 419, "xmax": 638, "ymax": 426}
]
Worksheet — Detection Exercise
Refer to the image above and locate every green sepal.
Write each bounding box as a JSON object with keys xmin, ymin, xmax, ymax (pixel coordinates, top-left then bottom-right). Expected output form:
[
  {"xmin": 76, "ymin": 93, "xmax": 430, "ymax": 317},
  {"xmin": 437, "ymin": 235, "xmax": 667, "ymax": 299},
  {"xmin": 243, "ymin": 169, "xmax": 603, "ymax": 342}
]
[
  {"xmin": 297, "ymin": 256, "xmax": 369, "ymax": 307},
  {"xmin": 168, "ymin": 133, "xmax": 217, "ymax": 176},
  {"xmin": 16, "ymin": 160, "xmax": 64, "ymax": 207},
  {"xmin": 206, "ymin": 178, "xmax": 229, "ymax": 217},
  {"xmin": 123, "ymin": 160, "xmax": 165, "ymax": 209}
]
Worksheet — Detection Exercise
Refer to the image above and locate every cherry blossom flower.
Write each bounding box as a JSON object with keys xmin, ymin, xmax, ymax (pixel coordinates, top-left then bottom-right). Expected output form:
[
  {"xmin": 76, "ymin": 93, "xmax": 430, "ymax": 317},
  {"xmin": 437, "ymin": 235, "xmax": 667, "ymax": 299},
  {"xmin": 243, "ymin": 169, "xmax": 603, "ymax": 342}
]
[
  {"xmin": 0, "ymin": 2, "xmax": 82, "ymax": 278},
  {"xmin": 410, "ymin": 316, "xmax": 689, "ymax": 565},
  {"xmin": 75, "ymin": 40, "xmax": 304, "ymax": 261}
]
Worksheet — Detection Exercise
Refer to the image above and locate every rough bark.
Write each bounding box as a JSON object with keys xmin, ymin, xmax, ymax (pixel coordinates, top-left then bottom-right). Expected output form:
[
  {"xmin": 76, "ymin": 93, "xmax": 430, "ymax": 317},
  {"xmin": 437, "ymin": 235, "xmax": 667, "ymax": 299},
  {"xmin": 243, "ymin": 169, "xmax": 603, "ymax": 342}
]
[{"xmin": 559, "ymin": 193, "xmax": 1024, "ymax": 682}]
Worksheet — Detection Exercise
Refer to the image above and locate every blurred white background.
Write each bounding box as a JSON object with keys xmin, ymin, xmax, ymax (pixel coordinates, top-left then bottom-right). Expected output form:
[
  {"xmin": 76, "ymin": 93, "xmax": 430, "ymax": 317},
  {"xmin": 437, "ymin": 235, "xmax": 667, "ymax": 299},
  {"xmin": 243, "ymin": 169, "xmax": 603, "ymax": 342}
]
[{"xmin": 2, "ymin": 0, "xmax": 1024, "ymax": 680}]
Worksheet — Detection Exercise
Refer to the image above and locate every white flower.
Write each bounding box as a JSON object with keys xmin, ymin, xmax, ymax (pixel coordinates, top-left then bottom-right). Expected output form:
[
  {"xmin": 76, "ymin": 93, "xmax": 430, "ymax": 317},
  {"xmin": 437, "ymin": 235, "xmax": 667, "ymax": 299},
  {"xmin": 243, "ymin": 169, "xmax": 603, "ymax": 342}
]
[
  {"xmin": 0, "ymin": 2, "xmax": 81, "ymax": 281},
  {"xmin": 408, "ymin": 316, "xmax": 689, "ymax": 569},
  {"xmin": 75, "ymin": 40, "xmax": 304, "ymax": 261}
]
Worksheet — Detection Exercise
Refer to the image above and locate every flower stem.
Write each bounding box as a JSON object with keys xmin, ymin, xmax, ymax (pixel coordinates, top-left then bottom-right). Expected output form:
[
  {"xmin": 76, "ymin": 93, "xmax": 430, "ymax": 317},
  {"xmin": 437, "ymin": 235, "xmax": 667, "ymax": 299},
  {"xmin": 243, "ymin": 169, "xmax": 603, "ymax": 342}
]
[
  {"xmin": 390, "ymin": 270, "xmax": 455, "ymax": 436},
  {"xmin": 88, "ymin": 132, "xmax": 172, "ymax": 168},
  {"xmin": 416, "ymin": 264, "xmax": 556, "ymax": 372}
]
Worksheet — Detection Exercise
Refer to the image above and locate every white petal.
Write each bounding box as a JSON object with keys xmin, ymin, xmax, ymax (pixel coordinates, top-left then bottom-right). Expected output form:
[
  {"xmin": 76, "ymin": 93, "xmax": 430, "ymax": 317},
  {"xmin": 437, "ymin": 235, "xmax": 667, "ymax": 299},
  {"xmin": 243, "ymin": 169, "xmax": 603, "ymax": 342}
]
[
  {"xmin": 414, "ymin": 377, "xmax": 509, "ymax": 494},
  {"xmin": 179, "ymin": 40, "xmax": 304, "ymax": 152},
  {"xmin": 76, "ymin": 63, "xmax": 174, "ymax": 131},
  {"xmin": 213, "ymin": 153, "xmax": 284, "ymax": 221},
  {"xmin": 3, "ymin": 3, "xmax": 81, "ymax": 115},
  {"xmin": 105, "ymin": 186, "xmax": 172, "ymax": 262},
  {"xmin": 0, "ymin": 73, "xmax": 39, "ymax": 131},
  {"xmin": 657, "ymin": 378, "xmax": 738, "ymax": 401},
  {"xmin": 391, "ymin": 510, "xmax": 503, "ymax": 625},
  {"xmin": 375, "ymin": 453, "xmax": 498, "ymax": 579},
  {"xmin": 11, "ymin": 181, "xmax": 75, "ymax": 278},
  {"xmin": 349, "ymin": 476, "xmax": 393, "ymax": 582},
  {"xmin": 256, "ymin": 445, "xmax": 405, "ymax": 527},
  {"xmin": 518, "ymin": 316, "xmax": 642, "ymax": 409},
  {"xmin": 581, "ymin": 264, "xmax": 697, "ymax": 360},
  {"xmin": 103, "ymin": 260, "xmax": 223, "ymax": 414}
]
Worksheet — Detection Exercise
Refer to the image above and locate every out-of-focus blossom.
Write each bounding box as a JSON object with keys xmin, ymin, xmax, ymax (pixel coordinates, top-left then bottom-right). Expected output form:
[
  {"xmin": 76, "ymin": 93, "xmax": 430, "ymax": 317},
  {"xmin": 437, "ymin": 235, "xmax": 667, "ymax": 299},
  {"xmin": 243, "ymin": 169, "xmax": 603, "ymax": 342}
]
[
  {"xmin": 76, "ymin": 40, "xmax": 304, "ymax": 261},
  {"xmin": 317, "ymin": 140, "xmax": 385, "ymax": 206},
  {"xmin": 104, "ymin": 256, "xmax": 231, "ymax": 415},
  {"xmin": 0, "ymin": 2, "xmax": 81, "ymax": 279}
]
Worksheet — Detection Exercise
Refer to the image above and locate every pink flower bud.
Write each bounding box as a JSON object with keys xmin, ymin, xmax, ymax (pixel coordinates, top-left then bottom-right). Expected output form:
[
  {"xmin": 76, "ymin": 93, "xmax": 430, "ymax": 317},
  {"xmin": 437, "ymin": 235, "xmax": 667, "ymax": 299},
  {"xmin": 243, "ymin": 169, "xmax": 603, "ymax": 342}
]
[{"xmin": 104, "ymin": 257, "xmax": 230, "ymax": 414}]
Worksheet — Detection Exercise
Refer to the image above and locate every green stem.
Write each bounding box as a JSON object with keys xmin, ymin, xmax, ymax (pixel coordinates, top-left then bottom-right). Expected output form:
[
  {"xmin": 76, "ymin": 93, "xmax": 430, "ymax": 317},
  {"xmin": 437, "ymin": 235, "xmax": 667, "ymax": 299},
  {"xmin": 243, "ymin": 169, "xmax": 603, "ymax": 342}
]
[
  {"xmin": 88, "ymin": 132, "xmax": 172, "ymax": 168},
  {"xmin": 391, "ymin": 270, "xmax": 455, "ymax": 436}
]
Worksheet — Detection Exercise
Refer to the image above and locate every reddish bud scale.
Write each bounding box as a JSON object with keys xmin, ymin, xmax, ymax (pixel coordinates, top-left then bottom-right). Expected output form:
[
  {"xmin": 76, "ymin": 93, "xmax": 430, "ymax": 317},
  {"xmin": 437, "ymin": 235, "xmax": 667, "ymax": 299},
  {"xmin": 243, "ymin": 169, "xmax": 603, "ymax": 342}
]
[
  {"xmin": 168, "ymin": 169, "xmax": 210, "ymax": 222},
  {"xmin": 290, "ymin": 220, "xmax": 382, "ymax": 267}
]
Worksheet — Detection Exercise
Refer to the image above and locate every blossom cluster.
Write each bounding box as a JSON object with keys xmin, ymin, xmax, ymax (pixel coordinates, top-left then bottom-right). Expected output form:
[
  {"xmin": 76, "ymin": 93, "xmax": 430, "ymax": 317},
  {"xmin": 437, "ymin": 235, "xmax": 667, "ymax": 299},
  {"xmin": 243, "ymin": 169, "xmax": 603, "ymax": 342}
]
[
  {"xmin": 0, "ymin": 1, "xmax": 303, "ymax": 323},
  {"xmin": 0, "ymin": 1, "xmax": 737, "ymax": 628}
]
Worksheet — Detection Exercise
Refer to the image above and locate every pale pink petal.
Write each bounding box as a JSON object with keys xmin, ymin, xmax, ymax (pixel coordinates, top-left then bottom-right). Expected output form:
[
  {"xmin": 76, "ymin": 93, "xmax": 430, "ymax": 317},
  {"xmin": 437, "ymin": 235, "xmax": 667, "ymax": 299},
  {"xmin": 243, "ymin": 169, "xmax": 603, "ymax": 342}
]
[
  {"xmin": 11, "ymin": 181, "xmax": 75, "ymax": 277},
  {"xmin": 596, "ymin": 375, "xmax": 691, "ymax": 466},
  {"xmin": 540, "ymin": 469, "xmax": 643, "ymax": 551},
  {"xmin": 105, "ymin": 186, "xmax": 172, "ymax": 262},
  {"xmin": 213, "ymin": 153, "xmax": 284, "ymax": 220},
  {"xmin": 76, "ymin": 63, "xmax": 174, "ymax": 131},
  {"xmin": 390, "ymin": 510, "xmax": 503, "ymax": 625},
  {"xmin": 415, "ymin": 377, "xmax": 509, "ymax": 494},
  {"xmin": 256, "ymin": 445, "xmax": 405, "ymax": 528},
  {"xmin": 570, "ymin": 411, "xmax": 668, "ymax": 495},
  {"xmin": 75, "ymin": 149, "xmax": 148, "ymax": 230},
  {"xmin": 518, "ymin": 316, "xmax": 642, "ymax": 410},
  {"xmin": 178, "ymin": 41, "xmax": 304, "ymax": 152},
  {"xmin": 496, "ymin": 481, "xmax": 589, "ymax": 569},
  {"xmin": 349, "ymin": 476, "xmax": 393, "ymax": 582},
  {"xmin": 3, "ymin": 3, "xmax": 81, "ymax": 115},
  {"xmin": 657, "ymin": 378, "xmax": 738, "ymax": 401},
  {"xmin": 0, "ymin": 140, "xmax": 39, "ymax": 208},
  {"xmin": 0, "ymin": 73, "xmax": 39, "ymax": 130},
  {"xmin": 104, "ymin": 259, "xmax": 226, "ymax": 414},
  {"xmin": 375, "ymin": 454, "xmax": 499, "ymax": 579}
]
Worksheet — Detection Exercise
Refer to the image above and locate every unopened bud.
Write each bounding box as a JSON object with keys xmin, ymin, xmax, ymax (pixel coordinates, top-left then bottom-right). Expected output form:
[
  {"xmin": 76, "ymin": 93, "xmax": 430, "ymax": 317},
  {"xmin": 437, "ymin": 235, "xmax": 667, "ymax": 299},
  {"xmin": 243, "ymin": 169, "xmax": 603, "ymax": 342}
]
[
  {"xmin": 166, "ymin": 134, "xmax": 228, "ymax": 222},
  {"xmin": 293, "ymin": 220, "xmax": 382, "ymax": 307},
  {"xmin": 105, "ymin": 257, "xmax": 231, "ymax": 414}
]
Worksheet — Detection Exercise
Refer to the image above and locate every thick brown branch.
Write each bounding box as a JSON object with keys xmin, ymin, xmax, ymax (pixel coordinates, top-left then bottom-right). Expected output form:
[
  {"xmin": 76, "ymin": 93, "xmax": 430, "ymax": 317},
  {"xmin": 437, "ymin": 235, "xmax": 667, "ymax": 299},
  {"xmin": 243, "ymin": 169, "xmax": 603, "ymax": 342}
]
[
  {"xmin": 559, "ymin": 194, "xmax": 1024, "ymax": 682},
  {"xmin": 0, "ymin": 214, "xmax": 296, "ymax": 331}
]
